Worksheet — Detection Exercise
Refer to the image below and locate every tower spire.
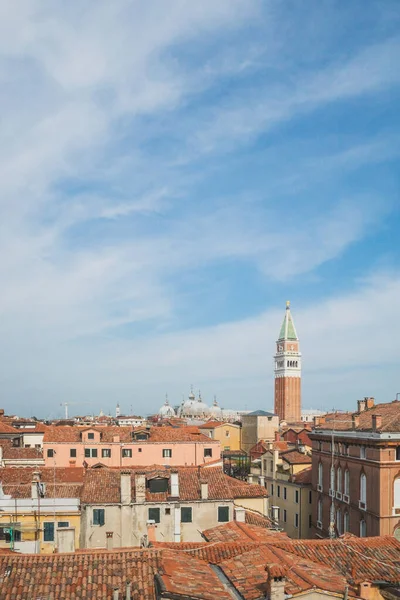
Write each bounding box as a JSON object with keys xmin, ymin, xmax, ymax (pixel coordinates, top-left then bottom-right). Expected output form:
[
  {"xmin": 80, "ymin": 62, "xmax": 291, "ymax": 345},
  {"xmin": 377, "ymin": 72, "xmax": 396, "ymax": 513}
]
[{"xmin": 274, "ymin": 301, "xmax": 302, "ymax": 423}]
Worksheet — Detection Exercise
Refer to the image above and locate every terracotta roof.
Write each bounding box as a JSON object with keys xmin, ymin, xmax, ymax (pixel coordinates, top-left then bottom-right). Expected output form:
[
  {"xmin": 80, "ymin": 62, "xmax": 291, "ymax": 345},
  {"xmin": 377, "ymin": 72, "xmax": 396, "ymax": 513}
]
[
  {"xmin": 80, "ymin": 466, "xmax": 267, "ymax": 504},
  {"xmin": 202, "ymin": 521, "xmax": 286, "ymax": 544},
  {"xmin": 198, "ymin": 421, "xmax": 235, "ymax": 430},
  {"xmin": 244, "ymin": 509, "xmax": 274, "ymax": 528},
  {"xmin": 290, "ymin": 466, "xmax": 312, "ymax": 484},
  {"xmin": 0, "ymin": 422, "xmax": 21, "ymax": 435},
  {"xmin": 280, "ymin": 449, "xmax": 312, "ymax": 464},
  {"xmin": 0, "ymin": 467, "xmax": 84, "ymax": 498},
  {"xmin": 314, "ymin": 401, "xmax": 400, "ymax": 433},
  {"xmin": 0, "ymin": 440, "xmax": 43, "ymax": 460},
  {"xmin": 43, "ymin": 425, "xmax": 215, "ymax": 444}
]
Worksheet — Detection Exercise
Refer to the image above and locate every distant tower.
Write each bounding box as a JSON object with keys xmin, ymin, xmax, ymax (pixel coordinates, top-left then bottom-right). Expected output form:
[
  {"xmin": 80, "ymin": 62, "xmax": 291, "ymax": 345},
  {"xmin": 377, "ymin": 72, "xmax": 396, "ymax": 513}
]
[
  {"xmin": 274, "ymin": 301, "xmax": 302, "ymax": 422},
  {"xmin": 116, "ymin": 403, "xmax": 120, "ymax": 418}
]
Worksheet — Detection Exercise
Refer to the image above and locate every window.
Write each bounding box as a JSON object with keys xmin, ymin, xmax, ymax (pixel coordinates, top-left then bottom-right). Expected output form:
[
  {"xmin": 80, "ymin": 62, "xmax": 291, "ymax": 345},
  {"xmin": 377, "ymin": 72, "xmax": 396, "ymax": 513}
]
[
  {"xmin": 295, "ymin": 490, "xmax": 299, "ymax": 504},
  {"xmin": 318, "ymin": 463, "xmax": 323, "ymax": 488},
  {"xmin": 336, "ymin": 508, "xmax": 341, "ymax": 535},
  {"xmin": 181, "ymin": 507, "xmax": 192, "ymax": 523},
  {"xmin": 148, "ymin": 478, "xmax": 168, "ymax": 493},
  {"xmin": 271, "ymin": 483, "xmax": 274, "ymax": 496},
  {"xmin": 396, "ymin": 447, "xmax": 400, "ymax": 461},
  {"xmin": 138, "ymin": 448, "xmax": 142, "ymax": 452},
  {"xmin": 88, "ymin": 433, "xmax": 95, "ymax": 440},
  {"xmin": 47, "ymin": 449, "xmax": 54, "ymax": 458},
  {"xmin": 263, "ymin": 460, "xmax": 267, "ymax": 472},
  {"xmin": 148, "ymin": 508, "xmax": 160, "ymax": 523},
  {"xmin": 344, "ymin": 444, "xmax": 349, "ymax": 456},
  {"xmin": 270, "ymin": 460, "xmax": 273, "ymax": 472},
  {"xmin": 84, "ymin": 448, "xmax": 98, "ymax": 458},
  {"xmin": 394, "ymin": 478, "xmax": 400, "ymax": 508},
  {"xmin": 204, "ymin": 448, "xmax": 212, "ymax": 457},
  {"xmin": 277, "ymin": 485, "xmax": 281, "ymax": 498},
  {"xmin": 337, "ymin": 467, "xmax": 342, "ymax": 493},
  {"xmin": 317, "ymin": 498, "xmax": 322, "ymax": 523},
  {"xmin": 318, "ymin": 441, "xmax": 322, "ymax": 451},
  {"xmin": 360, "ymin": 446, "xmax": 366, "ymax": 459},
  {"xmin": 360, "ymin": 519, "xmax": 366, "ymax": 537},
  {"xmin": 122, "ymin": 449, "xmax": 132, "ymax": 458},
  {"xmin": 309, "ymin": 490, "xmax": 312, "ymax": 504},
  {"xmin": 93, "ymin": 509, "xmax": 105, "ymax": 526},
  {"xmin": 225, "ymin": 430, "xmax": 230, "ymax": 437},
  {"xmin": 102, "ymin": 448, "xmax": 111, "ymax": 458},
  {"xmin": 283, "ymin": 509, "xmax": 287, "ymax": 523},
  {"xmin": 0, "ymin": 526, "xmax": 21, "ymax": 543},
  {"xmin": 162, "ymin": 449, "xmax": 172, "ymax": 458},
  {"xmin": 344, "ymin": 469, "xmax": 350, "ymax": 496},
  {"xmin": 218, "ymin": 506, "xmax": 229, "ymax": 522},
  {"xmin": 57, "ymin": 522, "xmax": 69, "ymax": 528},
  {"xmin": 165, "ymin": 508, "xmax": 171, "ymax": 515},
  {"xmin": 283, "ymin": 487, "xmax": 287, "ymax": 500},
  {"xmin": 70, "ymin": 448, "xmax": 76, "ymax": 458},
  {"xmin": 360, "ymin": 473, "xmax": 367, "ymax": 504},
  {"xmin": 294, "ymin": 513, "xmax": 299, "ymax": 528},
  {"xmin": 344, "ymin": 512, "xmax": 350, "ymax": 533},
  {"xmin": 135, "ymin": 433, "xmax": 149, "ymax": 441},
  {"xmin": 43, "ymin": 522, "xmax": 55, "ymax": 542}
]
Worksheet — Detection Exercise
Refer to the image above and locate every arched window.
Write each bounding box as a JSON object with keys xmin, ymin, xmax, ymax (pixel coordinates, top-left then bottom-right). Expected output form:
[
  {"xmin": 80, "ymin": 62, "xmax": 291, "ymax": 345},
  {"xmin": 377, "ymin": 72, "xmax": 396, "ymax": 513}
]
[
  {"xmin": 337, "ymin": 467, "xmax": 342, "ymax": 493},
  {"xmin": 317, "ymin": 498, "xmax": 322, "ymax": 523},
  {"xmin": 287, "ymin": 361, "xmax": 289, "ymax": 367},
  {"xmin": 336, "ymin": 508, "xmax": 341, "ymax": 535},
  {"xmin": 343, "ymin": 512, "xmax": 349, "ymax": 533},
  {"xmin": 360, "ymin": 473, "xmax": 367, "ymax": 504},
  {"xmin": 318, "ymin": 462, "xmax": 323, "ymax": 487},
  {"xmin": 394, "ymin": 478, "xmax": 400, "ymax": 509},
  {"xmin": 344, "ymin": 469, "xmax": 350, "ymax": 496},
  {"xmin": 330, "ymin": 466, "xmax": 335, "ymax": 492},
  {"xmin": 295, "ymin": 361, "xmax": 298, "ymax": 367},
  {"xmin": 360, "ymin": 519, "xmax": 366, "ymax": 537}
]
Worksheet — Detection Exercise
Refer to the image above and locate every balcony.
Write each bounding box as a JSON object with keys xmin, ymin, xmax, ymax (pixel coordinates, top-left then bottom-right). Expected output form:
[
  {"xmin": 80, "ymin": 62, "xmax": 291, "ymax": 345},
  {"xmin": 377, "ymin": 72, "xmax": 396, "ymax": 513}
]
[
  {"xmin": 329, "ymin": 488, "xmax": 335, "ymax": 498},
  {"xmin": 317, "ymin": 521, "xmax": 322, "ymax": 530}
]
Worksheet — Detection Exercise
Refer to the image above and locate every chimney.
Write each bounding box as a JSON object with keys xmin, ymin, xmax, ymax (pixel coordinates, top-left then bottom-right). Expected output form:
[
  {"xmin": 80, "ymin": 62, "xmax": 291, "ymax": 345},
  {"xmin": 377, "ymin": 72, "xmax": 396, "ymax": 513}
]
[
  {"xmin": 121, "ymin": 471, "xmax": 131, "ymax": 505},
  {"xmin": 134, "ymin": 472, "xmax": 146, "ymax": 504},
  {"xmin": 357, "ymin": 399, "xmax": 367, "ymax": 413},
  {"xmin": 352, "ymin": 415, "xmax": 360, "ymax": 429},
  {"xmin": 113, "ymin": 589, "xmax": 119, "ymax": 600},
  {"xmin": 235, "ymin": 507, "xmax": 245, "ymax": 522},
  {"xmin": 147, "ymin": 522, "xmax": 157, "ymax": 543},
  {"xmin": 314, "ymin": 415, "xmax": 326, "ymax": 426},
  {"xmin": 274, "ymin": 431, "xmax": 280, "ymax": 442},
  {"xmin": 259, "ymin": 475, "xmax": 265, "ymax": 487},
  {"xmin": 170, "ymin": 470, "xmax": 179, "ymax": 498},
  {"xmin": 200, "ymin": 479, "xmax": 208, "ymax": 500},
  {"xmin": 265, "ymin": 564, "xmax": 287, "ymax": 600},
  {"xmin": 31, "ymin": 471, "xmax": 40, "ymax": 500},
  {"xmin": 106, "ymin": 531, "xmax": 113, "ymax": 551},
  {"xmin": 125, "ymin": 581, "xmax": 132, "ymax": 600},
  {"xmin": 247, "ymin": 474, "xmax": 254, "ymax": 484},
  {"xmin": 365, "ymin": 397, "xmax": 375, "ymax": 410},
  {"xmin": 372, "ymin": 415, "xmax": 382, "ymax": 432}
]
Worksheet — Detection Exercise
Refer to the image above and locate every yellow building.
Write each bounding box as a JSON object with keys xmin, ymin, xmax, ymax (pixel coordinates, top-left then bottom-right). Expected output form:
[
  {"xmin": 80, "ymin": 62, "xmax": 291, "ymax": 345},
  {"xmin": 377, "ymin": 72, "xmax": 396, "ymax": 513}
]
[
  {"xmin": 0, "ymin": 467, "xmax": 83, "ymax": 553},
  {"xmin": 199, "ymin": 421, "xmax": 242, "ymax": 452}
]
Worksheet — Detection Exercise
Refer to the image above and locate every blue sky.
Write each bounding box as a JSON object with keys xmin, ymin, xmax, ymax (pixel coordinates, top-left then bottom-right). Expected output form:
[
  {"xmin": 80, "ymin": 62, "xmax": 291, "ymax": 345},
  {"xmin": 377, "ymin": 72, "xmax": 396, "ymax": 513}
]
[{"xmin": 0, "ymin": 0, "xmax": 399, "ymax": 418}]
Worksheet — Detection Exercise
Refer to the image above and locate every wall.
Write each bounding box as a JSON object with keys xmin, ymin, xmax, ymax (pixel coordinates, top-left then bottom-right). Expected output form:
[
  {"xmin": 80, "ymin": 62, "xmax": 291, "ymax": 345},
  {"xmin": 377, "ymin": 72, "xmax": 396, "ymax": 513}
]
[
  {"xmin": 43, "ymin": 440, "xmax": 220, "ymax": 468},
  {"xmin": 80, "ymin": 500, "xmax": 234, "ymax": 548},
  {"xmin": 202, "ymin": 424, "xmax": 241, "ymax": 452}
]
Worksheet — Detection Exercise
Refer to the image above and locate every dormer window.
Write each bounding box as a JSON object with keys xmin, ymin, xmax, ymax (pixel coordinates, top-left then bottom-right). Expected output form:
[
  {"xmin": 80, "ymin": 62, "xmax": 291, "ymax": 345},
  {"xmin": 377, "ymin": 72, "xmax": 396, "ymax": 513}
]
[
  {"xmin": 132, "ymin": 430, "xmax": 150, "ymax": 441},
  {"xmin": 148, "ymin": 477, "xmax": 168, "ymax": 493}
]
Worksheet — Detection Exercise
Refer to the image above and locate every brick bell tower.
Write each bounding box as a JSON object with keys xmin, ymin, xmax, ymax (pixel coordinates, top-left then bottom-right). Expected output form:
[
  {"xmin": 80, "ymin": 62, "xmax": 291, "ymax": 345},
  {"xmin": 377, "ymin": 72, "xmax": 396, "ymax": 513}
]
[{"xmin": 274, "ymin": 301, "xmax": 302, "ymax": 423}]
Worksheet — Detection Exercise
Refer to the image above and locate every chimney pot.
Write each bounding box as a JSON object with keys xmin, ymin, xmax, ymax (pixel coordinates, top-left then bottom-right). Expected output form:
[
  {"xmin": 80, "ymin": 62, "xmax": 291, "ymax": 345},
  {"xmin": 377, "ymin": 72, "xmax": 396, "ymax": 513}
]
[
  {"xmin": 372, "ymin": 415, "xmax": 382, "ymax": 432},
  {"xmin": 106, "ymin": 531, "xmax": 113, "ymax": 551},
  {"xmin": 200, "ymin": 479, "xmax": 208, "ymax": 500},
  {"xmin": 365, "ymin": 397, "xmax": 375, "ymax": 409},
  {"xmin": 235, "ymin": 507, "xmax": 245, "ymax": 522},
  {"xmin": 170, "ymin": 471, "xmax": 179, "ymax": 498},
  {"xmin": 357, "ymin": 400, "xmax": 366, "ymax": 413}
]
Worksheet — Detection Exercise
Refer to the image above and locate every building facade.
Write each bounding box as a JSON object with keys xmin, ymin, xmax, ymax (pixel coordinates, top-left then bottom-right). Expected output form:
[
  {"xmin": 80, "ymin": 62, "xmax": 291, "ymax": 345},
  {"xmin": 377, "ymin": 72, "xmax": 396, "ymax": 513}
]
[
  {"xmin": 310, "ymin": 397, "xmax": 400, "ymax": 539},
  {"xmin": 274, "ymin": 301, "xmax": 302, "ymax": 423},
  {"xmin": 79, "ymin": 466, "xmax": 268, "ymax": 548},
  {"xmin": 241, "ymin": 411, "xmax": 279, "ymax": 454},
  {"xmin": 198, "ymin": 421, "xmax": 242, "ymax": 452},
  {"xmin": 257, "ymin": 443, "xmax": 313, "ymax": 538},
  {"xmin": 43, "ymin": 426, "xmax": 221, "ymax": 468}
]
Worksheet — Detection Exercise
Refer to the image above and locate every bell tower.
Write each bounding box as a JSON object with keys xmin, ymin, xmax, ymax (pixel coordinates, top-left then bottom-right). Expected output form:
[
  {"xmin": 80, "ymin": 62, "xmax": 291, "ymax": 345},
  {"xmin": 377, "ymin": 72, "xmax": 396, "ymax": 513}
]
[{"xmin": 274, "ymin": 301, "xmax": 301, "ymax": 422}]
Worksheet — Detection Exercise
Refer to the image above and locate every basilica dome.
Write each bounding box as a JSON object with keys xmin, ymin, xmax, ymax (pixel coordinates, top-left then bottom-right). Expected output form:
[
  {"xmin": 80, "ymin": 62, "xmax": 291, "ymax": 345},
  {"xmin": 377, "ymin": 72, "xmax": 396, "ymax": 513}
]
[
  {"xmin": 158, "ymin": 397, "xmax": 176, "ymax": 418},
  {"xmin": 209, "ymin": 397, "xmax": 222, "ymax": 420}
]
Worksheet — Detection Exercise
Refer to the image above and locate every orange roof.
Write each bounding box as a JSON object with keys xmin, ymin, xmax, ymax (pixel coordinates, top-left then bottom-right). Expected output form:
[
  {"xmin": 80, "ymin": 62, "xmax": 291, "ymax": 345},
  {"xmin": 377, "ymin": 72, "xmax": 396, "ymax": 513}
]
[
  {"xmin": 314, "ymin": 400, "xmax": 400, "ymax": 432},
  {"xmin": 202, "ymin": 521, "xmax": 285, "ymax": 544},
  {"xmin": 80, "ymin": 466, "xmax": 267, "ymax": 504},
  {"xmin": 0, "ymin": 440, "xmax": 43, "ymax": 460},
  {"xmin": 290, "ymin": 466, "xmax": 312, "ymax": 484},
  {"xmin": 43, "ymin": 425, "xmax": 215, "ymax": 444},
  {"xmin": 198, "ymin": 421, "xmax": 234, "ymax": 429},
  {"xmin": 0, "ymin": 467, "xmax": 84, "ymax": 499},
  {"xmin": 280, "ymin": 449, "xmax": 312, "ymax": 464}
]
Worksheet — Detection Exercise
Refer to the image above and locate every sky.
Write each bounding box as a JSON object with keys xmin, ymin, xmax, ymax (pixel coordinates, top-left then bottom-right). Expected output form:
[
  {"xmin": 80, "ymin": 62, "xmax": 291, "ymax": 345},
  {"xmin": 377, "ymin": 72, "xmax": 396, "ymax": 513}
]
[{"xmin": 0, "ymin": 1, "xmax": 399, "ymax": 419}]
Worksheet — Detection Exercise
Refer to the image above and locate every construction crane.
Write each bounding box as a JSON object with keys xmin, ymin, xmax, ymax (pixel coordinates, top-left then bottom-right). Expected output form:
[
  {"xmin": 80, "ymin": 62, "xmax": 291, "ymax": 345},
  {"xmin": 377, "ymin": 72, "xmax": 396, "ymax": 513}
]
[{"xmin": 60, "ymin": 401, "xmax": 95, "ymax": 420}]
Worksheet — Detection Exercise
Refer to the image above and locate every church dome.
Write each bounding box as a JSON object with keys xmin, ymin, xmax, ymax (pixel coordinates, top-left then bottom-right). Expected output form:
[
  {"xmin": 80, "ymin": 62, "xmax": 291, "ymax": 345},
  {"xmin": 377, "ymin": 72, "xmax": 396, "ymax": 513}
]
[
  {"xmin": 192, "ymin": 393, "xmax": 211, "ymax": 418},
  {"xmin": 209, "ymin": 397, "xmax": 222, "ymax": 420},
  {"xmin": 178, "ymin": 389, "xmax": 210, "ymax": 419},
  {"xmin": 158, "ymin": 397, "xmax": 176, "ymax": 418}
]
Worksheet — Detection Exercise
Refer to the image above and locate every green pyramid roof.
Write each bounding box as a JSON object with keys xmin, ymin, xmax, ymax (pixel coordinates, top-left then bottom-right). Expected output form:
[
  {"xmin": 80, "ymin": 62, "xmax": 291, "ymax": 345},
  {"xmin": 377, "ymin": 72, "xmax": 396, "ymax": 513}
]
[{"xmin": 278, "ymin": 302, "xmax": 298, "ymax": 341}]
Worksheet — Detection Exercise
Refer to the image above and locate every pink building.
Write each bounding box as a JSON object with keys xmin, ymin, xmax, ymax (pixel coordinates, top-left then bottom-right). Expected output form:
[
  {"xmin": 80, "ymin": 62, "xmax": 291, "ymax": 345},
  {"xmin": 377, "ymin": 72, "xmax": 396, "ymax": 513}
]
[{"xmin": 43, "ymin": 426, "xmax": 221, "ymax": 468}]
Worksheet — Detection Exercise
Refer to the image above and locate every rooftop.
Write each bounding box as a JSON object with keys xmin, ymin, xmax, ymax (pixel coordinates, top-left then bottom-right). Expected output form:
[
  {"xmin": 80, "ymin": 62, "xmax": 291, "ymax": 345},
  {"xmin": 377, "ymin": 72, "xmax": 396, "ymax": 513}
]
[{"xmin": 313, "ymin": 400, "xmax": 400, "ymax": 433}]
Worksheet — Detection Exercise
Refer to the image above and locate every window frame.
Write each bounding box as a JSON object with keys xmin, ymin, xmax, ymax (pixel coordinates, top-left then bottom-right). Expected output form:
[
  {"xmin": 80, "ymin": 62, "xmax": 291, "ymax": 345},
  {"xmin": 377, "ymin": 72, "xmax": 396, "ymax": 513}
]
[
  {"xmin": 70, "ymin": 448, "xmax": 77, "ymax": 458},
  {"xmin": 218, "ymin": 506, "xmax": 229, "ymax": 522},
  {"xmin": 93, "ymin": 508, "xmax": 105, "ymax": 526},
  {"xmin": 102, "ymin": 448, "xmax": 111, "ymax": 458},
  {"xmin": 47, "ymin": 449, "xmax": 54, "ymax": 458},
  {"xmin": 162, "ymin": 449, "xmax": 172, "ymax": 458},
  {"xmin": 148, "ymin": 507, "xmax": 160, "ymax": 524},
  {"xmin": 43, "ymin": 521, "xmax": 55, "ymax": 542},
  {"xmin": 122, "ymin": 448, "xmax": 132, "ymax": 458},
  {"xmin": 84, "ymin": 448, "xmax": 98, "ymax": 458},
  {"xmin": 204, "ymin": 448, "xmax": 213, "ymax": 458},
  {"xmin": 181, "ymin": 507, "xmax": 193, "ymax": 523}
]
